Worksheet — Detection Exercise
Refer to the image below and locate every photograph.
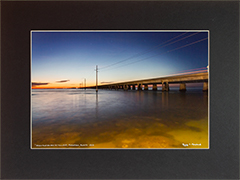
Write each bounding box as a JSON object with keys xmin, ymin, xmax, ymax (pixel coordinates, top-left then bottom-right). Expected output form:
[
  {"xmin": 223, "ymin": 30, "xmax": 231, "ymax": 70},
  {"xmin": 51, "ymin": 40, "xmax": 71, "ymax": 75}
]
[
  {"xmin": 1, "ymin": 0, "xmax": 239, "ymax": 179},
  {"xmin": 31, "ymin": 30, "xmax": 209, "ymax": 149}
]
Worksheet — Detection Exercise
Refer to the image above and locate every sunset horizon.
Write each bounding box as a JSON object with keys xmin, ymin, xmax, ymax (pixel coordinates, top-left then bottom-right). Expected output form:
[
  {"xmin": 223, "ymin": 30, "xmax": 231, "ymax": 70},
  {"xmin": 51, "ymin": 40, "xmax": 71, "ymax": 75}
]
[{"xmin": 31, "ymin": 30, "xmax": 208, "ymax": 90}]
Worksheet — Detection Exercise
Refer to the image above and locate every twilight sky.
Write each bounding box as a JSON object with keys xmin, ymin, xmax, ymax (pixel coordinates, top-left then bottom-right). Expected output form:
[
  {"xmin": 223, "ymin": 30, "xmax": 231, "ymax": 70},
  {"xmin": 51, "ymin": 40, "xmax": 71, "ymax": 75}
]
[{"xmin": 31, "ymin": 31, "xmax": 208, "ymax": 88}]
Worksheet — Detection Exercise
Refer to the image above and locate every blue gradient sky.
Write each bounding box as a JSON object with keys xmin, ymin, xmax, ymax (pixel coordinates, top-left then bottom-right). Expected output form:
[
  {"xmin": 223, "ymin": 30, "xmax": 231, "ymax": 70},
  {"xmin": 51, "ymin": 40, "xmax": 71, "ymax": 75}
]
[{"xmin": 31, "ymin": 31, "xmax": 208, "ymax": 88}]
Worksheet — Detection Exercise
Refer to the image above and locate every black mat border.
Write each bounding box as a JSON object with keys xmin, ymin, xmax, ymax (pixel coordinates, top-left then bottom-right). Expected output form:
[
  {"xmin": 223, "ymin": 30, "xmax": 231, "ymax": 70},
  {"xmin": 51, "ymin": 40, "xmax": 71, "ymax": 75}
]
[{"xmin": 1, "ymin": 1, "xmax": 239, "ymax": 179}]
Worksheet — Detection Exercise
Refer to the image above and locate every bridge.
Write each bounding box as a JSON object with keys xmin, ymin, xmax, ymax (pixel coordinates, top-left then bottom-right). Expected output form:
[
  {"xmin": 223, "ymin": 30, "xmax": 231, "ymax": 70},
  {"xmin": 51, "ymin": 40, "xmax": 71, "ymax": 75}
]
[{"xmin": 88, "ymin": 72, "xmax": 208, "ymax": 91}]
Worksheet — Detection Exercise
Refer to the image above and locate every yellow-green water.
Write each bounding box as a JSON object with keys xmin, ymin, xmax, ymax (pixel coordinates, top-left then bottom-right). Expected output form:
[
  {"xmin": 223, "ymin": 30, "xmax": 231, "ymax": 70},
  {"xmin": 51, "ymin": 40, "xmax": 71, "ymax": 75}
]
[{"xmin": 32, "ymin": 89, "xmax": 208, "ymax": 149}]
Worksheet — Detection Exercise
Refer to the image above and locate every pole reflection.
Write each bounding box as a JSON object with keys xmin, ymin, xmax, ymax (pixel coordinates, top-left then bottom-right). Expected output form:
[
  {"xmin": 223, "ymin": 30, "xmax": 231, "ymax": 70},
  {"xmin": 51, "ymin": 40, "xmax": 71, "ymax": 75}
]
[{"xmin": 95, "ymin": 92, "xmax": 98, "ymax": 119}]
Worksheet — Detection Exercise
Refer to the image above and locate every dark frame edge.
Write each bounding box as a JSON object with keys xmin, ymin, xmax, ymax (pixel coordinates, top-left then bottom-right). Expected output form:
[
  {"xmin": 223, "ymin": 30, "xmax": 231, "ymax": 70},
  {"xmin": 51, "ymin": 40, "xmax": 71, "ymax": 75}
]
[{"xmin": 0, "ymin": 0, "xmax": 2, "ymax": 178}]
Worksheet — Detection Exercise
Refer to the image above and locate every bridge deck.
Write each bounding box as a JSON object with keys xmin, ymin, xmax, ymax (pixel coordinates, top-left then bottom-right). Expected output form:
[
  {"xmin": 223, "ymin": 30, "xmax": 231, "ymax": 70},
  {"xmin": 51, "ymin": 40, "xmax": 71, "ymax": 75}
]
[{"xmin": 96, "ymin": 72, "xmax": 208, "ymax": 88}]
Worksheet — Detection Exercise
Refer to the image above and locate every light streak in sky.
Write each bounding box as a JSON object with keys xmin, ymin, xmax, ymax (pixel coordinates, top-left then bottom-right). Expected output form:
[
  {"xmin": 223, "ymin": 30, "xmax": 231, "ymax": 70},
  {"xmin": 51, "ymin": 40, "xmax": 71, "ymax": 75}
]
[
  {"xmin": 99, "ymin": 37, "xmax": 208, "ymax": 72},
  {"xmin": 99, "ymin": 31, "xmax": 202, "ymax": 70},
  {"xmin": 159, "ymin": 69, "xmax": 208, "ymax": 78},
  {"xmin": 175, "ymin": 67, "xmax": 207, "ymax": 73}
]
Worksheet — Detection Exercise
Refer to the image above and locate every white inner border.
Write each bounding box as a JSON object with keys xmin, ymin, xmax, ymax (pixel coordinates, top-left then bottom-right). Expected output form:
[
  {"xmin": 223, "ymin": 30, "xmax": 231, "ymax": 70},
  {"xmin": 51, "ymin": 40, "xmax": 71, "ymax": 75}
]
[{"xmin": 30, "ymin": 30, "xmax": 210, "ymax": 150}]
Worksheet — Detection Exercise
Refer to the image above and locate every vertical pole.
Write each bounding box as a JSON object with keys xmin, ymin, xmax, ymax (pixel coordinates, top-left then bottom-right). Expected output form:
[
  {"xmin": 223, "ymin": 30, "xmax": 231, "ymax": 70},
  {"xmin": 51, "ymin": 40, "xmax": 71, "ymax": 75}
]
[
  {"xmin": 96, "ymin": 65, "xmax": 98, "ymax": 92},
  {"xmin": 84, "ymin": 78, "xmax": 86, "ymax": 90}
]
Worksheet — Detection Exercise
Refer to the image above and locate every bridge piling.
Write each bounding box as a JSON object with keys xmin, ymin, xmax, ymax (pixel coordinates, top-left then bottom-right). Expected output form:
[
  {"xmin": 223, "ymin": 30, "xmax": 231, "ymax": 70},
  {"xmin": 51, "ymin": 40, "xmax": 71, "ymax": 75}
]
[
  {"xmin": 179, "ymin": 83, "xmax": 186, "ymax": 91},
  {"xmin": 162, "ymin": 82, "xmax": 169, "ymax": 91},
  {"xmin": 144, "ymin": 85, "xmax": 148, "ymax": 90},
  {"xmin": 132, "ymin": 85, "xmax": 136, "ymax": 90},
  {"xmin": 203, "ymin": 82, "xmax": 208, "ymax": 91},
  {"xmin": 124, "ymin": 84, "xmax": 128, "ymax": 91},
  {"xmin": 153, "ymin": 84, "xmax": 157, "ymax": 91},
  {"xmin": 138, "ymin": 84, "xmax": 142, "ymax": 91}
]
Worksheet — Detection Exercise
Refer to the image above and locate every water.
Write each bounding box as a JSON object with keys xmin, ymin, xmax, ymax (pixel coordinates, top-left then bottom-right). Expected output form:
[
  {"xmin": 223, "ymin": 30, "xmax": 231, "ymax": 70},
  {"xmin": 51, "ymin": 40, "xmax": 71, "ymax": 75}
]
[{"xmin": 31, "ymin": 88, "xmax": 209, "ymax": 149}]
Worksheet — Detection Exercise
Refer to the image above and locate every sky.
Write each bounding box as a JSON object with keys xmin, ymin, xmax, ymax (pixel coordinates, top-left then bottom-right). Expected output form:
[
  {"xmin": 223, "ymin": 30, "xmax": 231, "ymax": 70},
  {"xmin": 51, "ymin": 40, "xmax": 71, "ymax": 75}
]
[{"xmin": 31, "ymin": 31, "xmax": 208, "ymax": 88}]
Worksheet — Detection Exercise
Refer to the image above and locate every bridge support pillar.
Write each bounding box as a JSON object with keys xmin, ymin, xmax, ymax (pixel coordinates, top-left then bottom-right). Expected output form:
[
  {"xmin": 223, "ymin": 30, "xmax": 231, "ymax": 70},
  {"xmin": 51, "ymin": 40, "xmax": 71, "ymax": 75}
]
[
  {"xmin": 203, "ymin": 82, "xmax": 208, "ymax": 91},
  {"xmin": 144, "ymin": 85, "xmax": 148, "ymax": 90},
  {"xmin": 124, "ymin": 84, "xmax": 128, "ymax": 91},
  {"xmin": 132, "ymin": 85, "xmax": 136, "ymax": 90},
  {"xmin": 137, "ymin": 84, "xmax": 142, "ymax": 91},
  {"xmin": 179, "ymin": 83, "xmax": 186, "ymax": 91},
  {"xmin": 162, "ymin": 82, "xmax": 169, "ymax": 91},
  {"xmin": 128, "ymin": 85, "xmax": 131, "ymax": 90},
  {"xmin": 153, "ymin": 84, "xmax": 157, "ymax": 91}
]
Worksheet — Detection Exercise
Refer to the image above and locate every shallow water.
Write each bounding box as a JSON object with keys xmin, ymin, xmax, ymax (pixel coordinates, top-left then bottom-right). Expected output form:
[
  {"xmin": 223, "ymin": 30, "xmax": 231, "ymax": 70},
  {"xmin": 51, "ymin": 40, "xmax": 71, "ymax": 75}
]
[{"xmin": 31, "ymin": 88, "xmax": 208, "ymax": 149}]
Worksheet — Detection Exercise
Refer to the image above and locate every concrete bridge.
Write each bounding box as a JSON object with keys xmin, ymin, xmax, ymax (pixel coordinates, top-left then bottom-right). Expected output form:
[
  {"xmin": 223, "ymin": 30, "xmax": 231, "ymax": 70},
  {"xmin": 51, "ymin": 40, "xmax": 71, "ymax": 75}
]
[{"xmin": 89, "ymin": 72, "xmax": 208, "ymax": 91}]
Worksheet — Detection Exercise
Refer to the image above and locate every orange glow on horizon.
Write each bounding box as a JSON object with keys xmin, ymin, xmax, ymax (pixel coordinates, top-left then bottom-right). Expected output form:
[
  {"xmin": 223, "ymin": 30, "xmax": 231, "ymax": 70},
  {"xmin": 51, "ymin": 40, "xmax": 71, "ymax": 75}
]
[{"xmin": 32, "ymin": 83, "xmax": 96, "ymax": 89}]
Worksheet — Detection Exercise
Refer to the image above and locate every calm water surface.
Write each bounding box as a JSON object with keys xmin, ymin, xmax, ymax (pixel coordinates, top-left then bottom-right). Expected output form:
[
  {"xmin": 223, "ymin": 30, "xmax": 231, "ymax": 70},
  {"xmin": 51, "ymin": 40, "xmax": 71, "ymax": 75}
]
[{"xmin": 32, "ymin": 89, "xmax": 208, "ymax": 149}]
